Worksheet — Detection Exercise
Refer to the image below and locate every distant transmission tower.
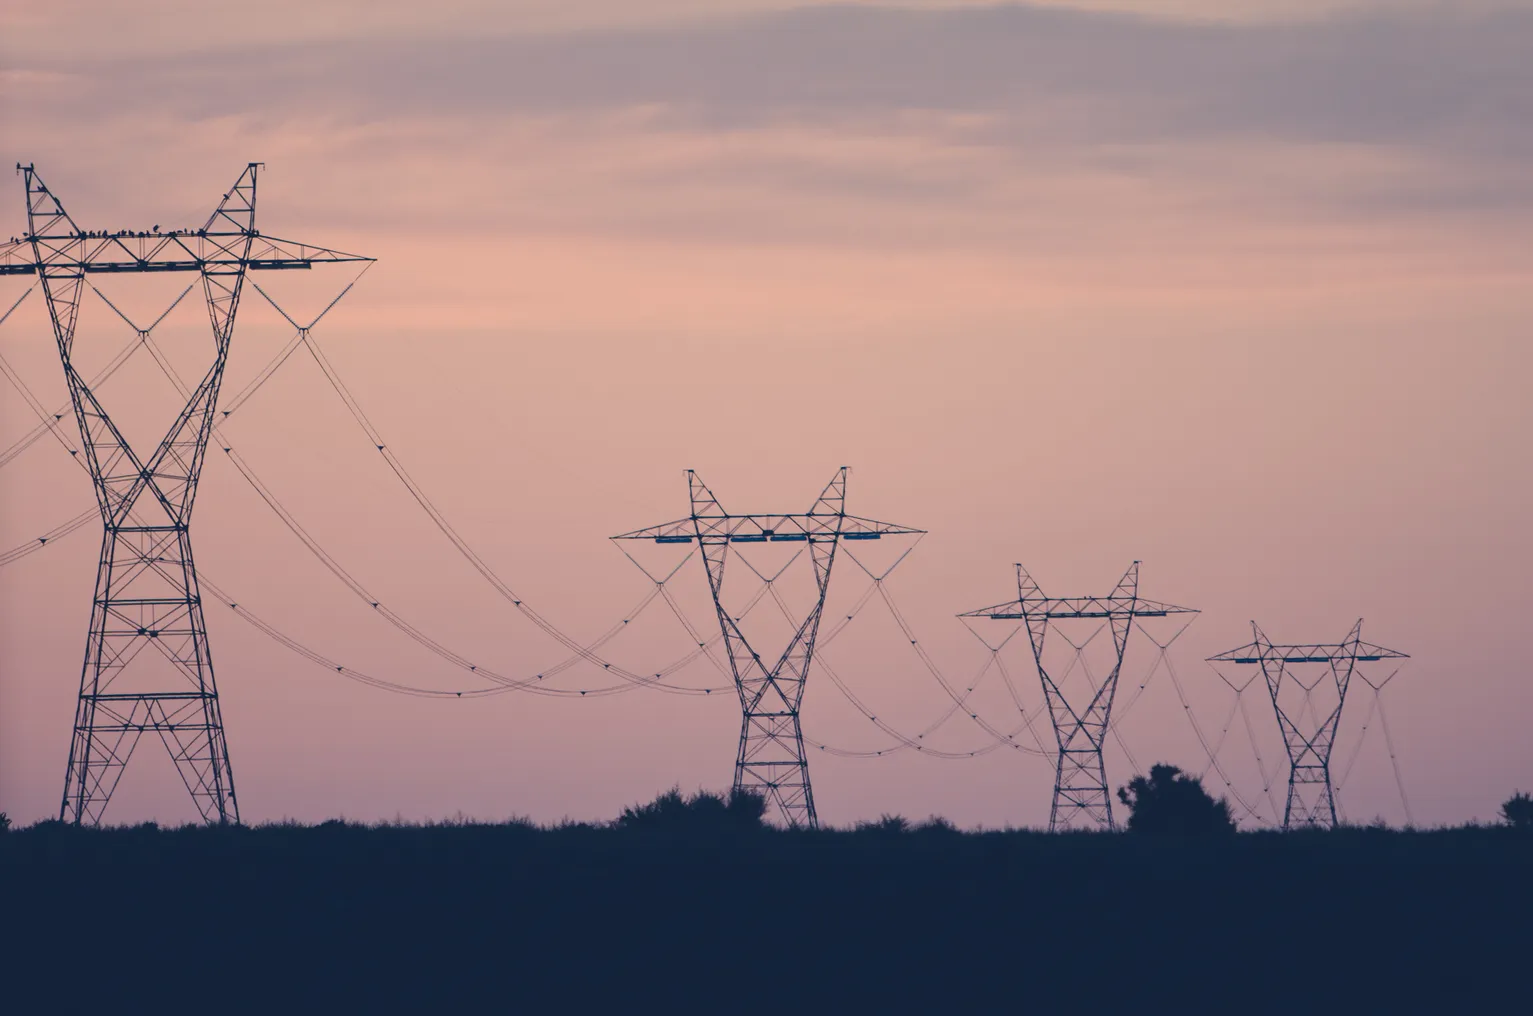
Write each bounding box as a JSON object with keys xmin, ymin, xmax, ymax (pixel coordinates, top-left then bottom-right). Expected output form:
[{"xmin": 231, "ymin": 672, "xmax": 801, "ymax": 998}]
[
  {"xmin": 960, "ymin": 562, "xmax": 1196, "ymax": 831},
  {"xmin": 1209, "ymin": 621, "xmax": 1407, "ymax": 830},
  {"xmin": 615, "ymin": 469, "xmax": 922, "ymax": 828},
  {"xmin": 2, "ymin": 163, "xmax": 371, "ymax": 825}
]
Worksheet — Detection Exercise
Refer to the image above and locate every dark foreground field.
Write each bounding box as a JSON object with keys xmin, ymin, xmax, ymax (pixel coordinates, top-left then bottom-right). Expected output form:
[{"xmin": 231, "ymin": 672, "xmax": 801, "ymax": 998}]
[{"xmin": 3, "ymin": 815, "xmax": 1529, "ymax": 1012}]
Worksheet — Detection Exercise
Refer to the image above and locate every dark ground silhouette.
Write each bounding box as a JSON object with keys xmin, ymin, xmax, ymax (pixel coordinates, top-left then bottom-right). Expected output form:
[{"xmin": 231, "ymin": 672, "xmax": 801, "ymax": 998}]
[{"xmin": 1, "ymin": 796, "xmax": 1528, "ymax": 1012}]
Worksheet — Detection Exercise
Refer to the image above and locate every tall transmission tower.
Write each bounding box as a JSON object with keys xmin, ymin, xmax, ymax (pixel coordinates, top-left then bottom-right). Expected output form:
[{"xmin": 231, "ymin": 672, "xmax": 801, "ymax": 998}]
[
  {"xmin": 1208, "ymin": 621, "xmax": 1407, "ymax": 830},
  {"xmin": 1, "ymin": 163, "xmax": 372, "ymax": 825},
  {"xmin": 960, "ymin": 562, "xmax": 1197, "ymax": 831},
  {"xmin": 614, "ymin": 468, "xmax": 922, "ymax": 828}
]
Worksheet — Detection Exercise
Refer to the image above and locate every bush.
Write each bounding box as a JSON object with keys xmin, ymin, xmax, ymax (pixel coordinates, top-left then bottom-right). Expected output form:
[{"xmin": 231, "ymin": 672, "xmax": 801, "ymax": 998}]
[
  {"xmin": 853, "ymin": 814, "xmax": 909, "ymax": 835},
  {"xmin": 0, "ymin": 812, "xmax": 10, "ymax": 834},
  {"xmin": 1117, "ymin": 763, "xmax": 1236, "ymax": 836},
  {"xmin": 1501, "ymin": 792, "xmax": 1533, "ymax": 831},
  {"xmin": 615, "ymin": 787, "xmax": 768, "ymax": 831}
]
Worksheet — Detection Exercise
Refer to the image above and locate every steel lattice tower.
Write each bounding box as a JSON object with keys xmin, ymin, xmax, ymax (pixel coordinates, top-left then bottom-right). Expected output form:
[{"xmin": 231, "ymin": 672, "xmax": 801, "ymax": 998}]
[
  {"xmin": 615, "ymin": 468, "xmax": 922, "ymax": 828},
  {"xmin": 960, "ymin": 562, "xmax": 1197, "ymax": 831},
  {"xmin": 1, "ymin": 163, "xmax": 371, "ymax": 825},
  {"xmin": 1209, "ymin": 621, "xmax": 1407, "ymax": 830}
]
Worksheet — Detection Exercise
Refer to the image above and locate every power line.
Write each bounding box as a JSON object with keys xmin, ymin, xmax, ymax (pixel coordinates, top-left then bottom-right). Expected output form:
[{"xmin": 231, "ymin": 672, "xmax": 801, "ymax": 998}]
[
  {"xmin": 258, "ymin": 281, "xmax": 722, "ymax": 689},
  {"xmin": 131, "ymin": 325, "xmax": 731, "ymax": 698}
]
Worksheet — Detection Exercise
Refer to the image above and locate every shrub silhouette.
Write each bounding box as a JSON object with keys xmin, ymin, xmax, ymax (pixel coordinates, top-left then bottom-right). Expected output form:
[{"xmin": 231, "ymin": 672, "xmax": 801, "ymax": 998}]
[
  {"xmin": 615, "ymin": 786, "xmax": 767, "ymax": 831},
  {"xmin": 854, "ymin": 814, "xmax": 909, "ymax": 835},
  {"xmin": 1501, "ymin": 791, "xmax": 1533, "ymax": 831},
  {"xmin": 0, "ymin": 812, "xmax": 9, "ymax": 834},
  {"xmin": 1117, "ymin": 763, "xmax": 1236, "ymax": 836}
]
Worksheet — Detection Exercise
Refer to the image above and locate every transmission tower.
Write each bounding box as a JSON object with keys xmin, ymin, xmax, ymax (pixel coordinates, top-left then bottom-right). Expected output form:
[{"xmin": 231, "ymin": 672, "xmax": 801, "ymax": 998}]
[
  {"xmin": 1208, "ymin": 621, "xmax": 1407, "ymax": 830},
  {"xmin": 960, "ymin": 562, "xmax": 1196, "ymax": 831},
  {"xmin": 1, "ymin": 163, "xmax": 372, "ymax": 825},
  {"xmin": 614, "ymin": 468, "xmax": 922, "ymax": 828}
]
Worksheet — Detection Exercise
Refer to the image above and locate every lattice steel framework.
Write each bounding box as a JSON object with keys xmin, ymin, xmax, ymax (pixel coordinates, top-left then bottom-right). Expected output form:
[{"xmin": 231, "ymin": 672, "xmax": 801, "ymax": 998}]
[
  {"xmin": 1209, "ymin": 621, "xmax": 1407, "ymax": 830},
  {"xmin": 960, "ymin": 562, "xmax": 1197, "ymax": 831},
  {"xmin": 615, "ymin": 468, "xmax": 922, "ymax": 828},
  {"xmin": 2, "ymin": 163, "xmax": 371, "ymax": 825}
]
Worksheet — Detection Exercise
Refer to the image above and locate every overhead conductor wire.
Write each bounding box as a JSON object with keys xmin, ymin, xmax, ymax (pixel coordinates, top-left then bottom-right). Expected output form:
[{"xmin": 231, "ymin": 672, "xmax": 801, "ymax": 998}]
[
  {"xmin": 247, "ymin": 279, "xmax": 754, "ymax": 692},
  {"xmin": 1, "ymin": 274, "xmax": 730, "ymax": 698}
]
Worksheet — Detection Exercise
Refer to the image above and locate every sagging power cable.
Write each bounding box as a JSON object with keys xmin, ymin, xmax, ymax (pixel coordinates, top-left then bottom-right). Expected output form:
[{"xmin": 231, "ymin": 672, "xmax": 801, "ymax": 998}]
[
  {"xmin": 253, "ymin": 280, "xmax": 704, "ymax": 689},
  {"xmin": 128, "ymin": 316, "xmax": 730, "ymax": 698},
  {"xmin": 3, "ymin": 276, "xmax": 732, "ymax": 697}
]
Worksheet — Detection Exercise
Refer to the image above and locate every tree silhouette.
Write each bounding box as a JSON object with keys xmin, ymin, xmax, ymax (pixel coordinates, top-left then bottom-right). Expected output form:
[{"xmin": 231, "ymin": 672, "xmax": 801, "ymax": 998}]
[
  {"xmin": 1117, "ymin": 763, "xmax": 1236, "ymax": 836},
  {"xmin": 1501, "ymin": 791, "xmax": 1533, "ymax": 831}
]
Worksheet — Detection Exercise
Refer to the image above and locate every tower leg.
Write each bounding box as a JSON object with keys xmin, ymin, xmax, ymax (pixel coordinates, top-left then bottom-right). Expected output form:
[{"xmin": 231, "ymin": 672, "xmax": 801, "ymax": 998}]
[
  {"xmin": 1283, "ymin": 763, "xmax": 1337, "ymax": 830},
  {"xmin": 60, "ymin": 523, "xmax": 237, "ymax": 825},
  {"xmin": 735, "ymin": 711, "xmax": 815, "ymax": 828},
  {"xmin": 1051, "ymin": 740, "xmax": 1112, "ymax": 831}
]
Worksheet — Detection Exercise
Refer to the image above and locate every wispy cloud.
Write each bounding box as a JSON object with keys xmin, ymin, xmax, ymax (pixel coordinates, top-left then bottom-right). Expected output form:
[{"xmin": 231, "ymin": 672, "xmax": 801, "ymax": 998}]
[
  {"xmin": 13, "ymin": 5, "xmax": 1530, "ymax": 153},
  {"xmin": 3, "ymin": 4, "xmax": 1528, "ymax": 310}
]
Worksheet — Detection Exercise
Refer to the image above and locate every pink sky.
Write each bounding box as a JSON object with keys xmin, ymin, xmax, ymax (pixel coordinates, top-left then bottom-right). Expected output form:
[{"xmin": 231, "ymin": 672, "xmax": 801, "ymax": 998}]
[{"xmin": 1, "ymin": 2, "xmax": 1530, "ymax": 828}]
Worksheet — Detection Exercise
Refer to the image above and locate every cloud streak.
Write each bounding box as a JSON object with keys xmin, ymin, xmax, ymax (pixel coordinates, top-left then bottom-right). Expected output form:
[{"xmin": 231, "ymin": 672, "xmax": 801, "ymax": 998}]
[
  {"xmin": 11, "ymin": 5, "xmax": 1532, "ymax": 157},
  {"xmin": 3, "ymin": 4, "xmax": 1528, "ymax": 303}
]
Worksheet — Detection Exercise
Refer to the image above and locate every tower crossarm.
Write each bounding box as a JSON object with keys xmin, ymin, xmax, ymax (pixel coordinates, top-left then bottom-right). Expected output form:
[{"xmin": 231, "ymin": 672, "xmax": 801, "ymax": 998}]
[
  {"xmin": 1, "ymin": 163, "xmax": 372, "ymax": 276},
  {"xmin": 1207, "ymin": 642, "xmax": 1409, "ymax": 665},
  {"xmin": 612, "ymin": 512, "xmax": 923, "ymax": 543},
  {"xmin": 0, "ymin": 231, "xmax": 371, "ymax": 275},
  {"xmin": 960, "ymin": 594, "xmax": 1197, "ymax": 621}
]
